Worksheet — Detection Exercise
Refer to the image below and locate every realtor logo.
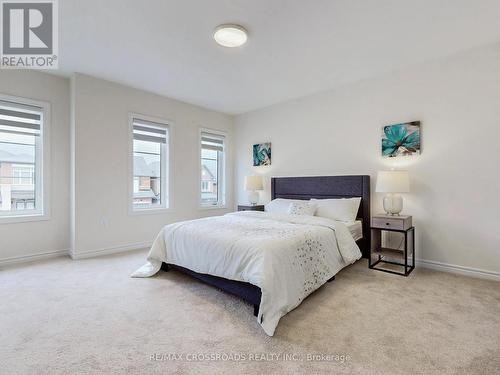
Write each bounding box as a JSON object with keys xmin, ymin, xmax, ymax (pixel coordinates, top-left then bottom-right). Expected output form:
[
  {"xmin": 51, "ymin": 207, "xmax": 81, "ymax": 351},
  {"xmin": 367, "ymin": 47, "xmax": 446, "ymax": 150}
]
[{"xmin": 1, "ymin": 0, "xmax": 58, "ymax": 69}]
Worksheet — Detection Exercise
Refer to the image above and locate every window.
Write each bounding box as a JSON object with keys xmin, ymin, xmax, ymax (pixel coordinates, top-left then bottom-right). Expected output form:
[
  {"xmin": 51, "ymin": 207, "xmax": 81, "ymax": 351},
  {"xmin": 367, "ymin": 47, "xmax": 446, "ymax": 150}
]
[
  {"xmin": 0, "ymin": 98, "xmax": 45, "ymax": 218},
  {"xmin": 200, "ymin": 130, "xmax": 225, "ymax": 207},
  {"xmin": 13, "ymin": 165, "xmax": 35, "ymax": 185},
  {"xmin": 131, "ymin": 116, "xmax": 169, "ymax": 211}
]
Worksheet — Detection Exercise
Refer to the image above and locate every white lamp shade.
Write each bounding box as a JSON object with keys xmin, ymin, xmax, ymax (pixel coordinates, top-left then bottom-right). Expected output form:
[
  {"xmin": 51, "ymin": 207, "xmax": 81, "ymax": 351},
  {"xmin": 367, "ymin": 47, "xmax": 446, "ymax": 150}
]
[
  {"xmin": 376, "ymin": 171, "xmax": 410, "ymax": 193},
  {"xmin": 244, "ymin": 175, "xmax": 263, "ymax": 191}
]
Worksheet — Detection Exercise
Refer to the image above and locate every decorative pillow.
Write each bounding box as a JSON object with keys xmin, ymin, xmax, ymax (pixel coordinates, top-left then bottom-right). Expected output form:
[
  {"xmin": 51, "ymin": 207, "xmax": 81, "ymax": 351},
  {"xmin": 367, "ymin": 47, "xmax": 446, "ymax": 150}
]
[
  {"xmin": 287, "ymin": 201, "xmax": 316, "ymax": 216},
  {"xmin": 311, "ymin": 197, "xmax": 361, "ymax": 222},
  {"xmin": 265, "ymin": 198, "xmax": 305, "ymax": 214}
]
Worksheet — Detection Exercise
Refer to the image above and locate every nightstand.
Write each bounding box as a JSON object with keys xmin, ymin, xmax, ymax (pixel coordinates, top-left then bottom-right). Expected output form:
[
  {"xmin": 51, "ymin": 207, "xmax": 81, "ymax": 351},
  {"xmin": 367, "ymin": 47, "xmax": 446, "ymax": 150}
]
[
  {"xmin": 237, "ymin": 205, "xmax": 265, "ymax": 212},
  {"xmin": 369, "ymin": 214, "xmax": 415, "ymax": 276}
]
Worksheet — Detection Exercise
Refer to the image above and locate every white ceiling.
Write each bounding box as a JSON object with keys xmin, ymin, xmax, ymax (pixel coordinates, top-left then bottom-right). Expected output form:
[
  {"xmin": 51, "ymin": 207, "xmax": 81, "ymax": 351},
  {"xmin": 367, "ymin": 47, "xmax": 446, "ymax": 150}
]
[{"xmin": 59, "ymin": 0, "xmax": 500, "ymax": 114}]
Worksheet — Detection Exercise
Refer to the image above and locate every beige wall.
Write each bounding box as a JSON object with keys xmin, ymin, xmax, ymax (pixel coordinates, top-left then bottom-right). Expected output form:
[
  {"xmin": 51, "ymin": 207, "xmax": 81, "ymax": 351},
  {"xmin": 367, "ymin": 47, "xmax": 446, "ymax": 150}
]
[
  {"xmin": 234, "ymin": 43, "xmax": 500, "ymax": 276},
  {"xmin": 0, "ymin": 71, "xmax": 70, "ymax": 261},
  {"xmin": 2, "ymin": 43, "xmax": 499, "ymax": 278},
  {"xmin": 0, "ymin": 71, "xmax": 233, "ymax": 262},
  {"xmin": 71, "ymin": 74, "xmax": 233, "ymax": 257}
]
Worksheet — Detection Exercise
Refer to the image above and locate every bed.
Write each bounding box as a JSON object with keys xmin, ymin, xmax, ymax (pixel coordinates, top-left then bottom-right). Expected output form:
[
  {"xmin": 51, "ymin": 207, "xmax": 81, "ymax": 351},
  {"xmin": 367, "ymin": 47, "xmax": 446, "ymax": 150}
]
[
  {"xmin": 132, "ymin": 175, "xmax": 370, "ymax": 335},
  {"xmin": 270, "ymin": 175, "xmax": 370, "ymax": 257}
]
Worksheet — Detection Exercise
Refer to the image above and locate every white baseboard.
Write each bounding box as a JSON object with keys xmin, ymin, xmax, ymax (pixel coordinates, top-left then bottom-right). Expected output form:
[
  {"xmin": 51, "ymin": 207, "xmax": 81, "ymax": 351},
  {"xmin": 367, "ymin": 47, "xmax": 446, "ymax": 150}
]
[
  {"xmin": 70, "ymin": 241, "xmax": 152, "ymax": 260},
  {"xmin": 416, "ymin": 259, "xmax": 500, "ymax": 282},
  {"xmin": 0, "ymin": 249, "xmax": 69, "ymax": 267},
  {"xmin": 3, "ymin": 245, "xmax": 498, "ymax": 284}
]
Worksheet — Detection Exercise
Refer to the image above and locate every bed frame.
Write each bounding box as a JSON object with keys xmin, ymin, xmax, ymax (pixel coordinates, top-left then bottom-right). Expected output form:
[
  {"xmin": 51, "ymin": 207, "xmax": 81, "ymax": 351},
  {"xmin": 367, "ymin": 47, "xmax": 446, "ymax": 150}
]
[{"xmin": 162, "ymin": 175, "xmax": 371, "ymax": 317}]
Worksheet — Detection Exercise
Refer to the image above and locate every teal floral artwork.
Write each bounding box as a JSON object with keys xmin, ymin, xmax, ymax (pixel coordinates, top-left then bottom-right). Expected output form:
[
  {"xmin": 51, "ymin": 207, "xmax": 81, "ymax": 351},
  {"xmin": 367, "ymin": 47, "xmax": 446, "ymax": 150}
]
[
  {"xmin": 253, "ymin": 143, "xmax": 271, "ymax": 166},
  {"xmin": 382, "ymin": 122, "xmax": 421, "ymax": 157}
]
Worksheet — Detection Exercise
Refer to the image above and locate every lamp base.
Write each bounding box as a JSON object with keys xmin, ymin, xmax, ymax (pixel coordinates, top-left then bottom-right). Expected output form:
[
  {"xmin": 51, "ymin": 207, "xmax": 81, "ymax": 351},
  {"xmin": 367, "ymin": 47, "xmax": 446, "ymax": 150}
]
[
  {"xmin": 248, "ymin": 191, "xmax": 259, "ymax": 206},
  {"xmin": 383, "ymin": 193, "xmax": 403, "ymax": 215}
]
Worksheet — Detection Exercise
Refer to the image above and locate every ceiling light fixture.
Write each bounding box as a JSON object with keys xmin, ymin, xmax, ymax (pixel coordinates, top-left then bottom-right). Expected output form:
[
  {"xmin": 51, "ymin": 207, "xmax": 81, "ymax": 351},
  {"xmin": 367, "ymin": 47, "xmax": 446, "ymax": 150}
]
[{"xmin": 213, "ymin": 24, "xmax": 248, "ymax": 48}]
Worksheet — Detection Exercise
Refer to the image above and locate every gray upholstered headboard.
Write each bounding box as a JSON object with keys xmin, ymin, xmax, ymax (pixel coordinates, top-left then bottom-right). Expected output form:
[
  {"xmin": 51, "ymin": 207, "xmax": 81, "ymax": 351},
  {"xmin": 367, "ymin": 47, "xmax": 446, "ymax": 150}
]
[{"xmin": 271, "ymin": 175, "xmax": 371, "ymax": 258}]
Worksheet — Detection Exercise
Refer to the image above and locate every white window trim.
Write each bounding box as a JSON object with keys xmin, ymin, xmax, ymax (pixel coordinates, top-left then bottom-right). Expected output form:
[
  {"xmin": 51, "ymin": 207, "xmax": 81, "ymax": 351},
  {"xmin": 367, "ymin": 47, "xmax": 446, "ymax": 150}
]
[
  {"xmin": 128, "ymin": 113, "xmax": 174, "ymax": 215},
  {"xmin": 0, "ymin": 93, "xmax": 51, "ymax": 224},
  {"xmin": 199, "ymin": 127, "xmax": 227, "ymax": 210}
]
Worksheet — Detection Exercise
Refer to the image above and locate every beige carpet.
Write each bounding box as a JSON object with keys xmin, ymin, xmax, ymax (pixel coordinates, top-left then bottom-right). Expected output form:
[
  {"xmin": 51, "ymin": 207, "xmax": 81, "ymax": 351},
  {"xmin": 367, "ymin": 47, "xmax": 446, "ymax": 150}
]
[{"xmin": 1, "ymin": 250, "xmax": 499, "ymax": 375}]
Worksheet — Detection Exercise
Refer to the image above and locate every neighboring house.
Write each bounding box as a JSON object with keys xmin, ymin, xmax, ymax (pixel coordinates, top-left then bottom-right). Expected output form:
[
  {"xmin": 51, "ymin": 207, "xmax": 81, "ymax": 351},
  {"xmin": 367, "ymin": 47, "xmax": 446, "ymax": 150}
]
[
  {"xmin": 133, "ymin": 155, "xmax": 161, "ymax": 205},
  {"xmin": 2, "ymin": 150, "xmax": 166, "ymax": 210},
  {"xmin": 0, "ymin": 150, "xmax": 35, "ymax": 212},
  {"xmin": 133, "ymin": 154, "xmax": 218, "ymax": 206},
  {"xmin": 2, "ymin": 148, "xmax": 219, "ymax": 211},
  {"xmin": 201, "ymin": 163, "xmax": 217, "ymax": 203}
]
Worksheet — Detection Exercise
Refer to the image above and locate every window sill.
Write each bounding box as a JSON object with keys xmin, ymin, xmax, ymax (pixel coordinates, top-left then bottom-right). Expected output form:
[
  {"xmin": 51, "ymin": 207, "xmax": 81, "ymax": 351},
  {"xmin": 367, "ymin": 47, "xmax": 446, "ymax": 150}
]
[
  {"xmin": 0, "ymin": 212, "xmax": 50, "ymax": 224},
  {"xmin": 129, "ymin": 207, "xmax": 174, "ymax": 216}
]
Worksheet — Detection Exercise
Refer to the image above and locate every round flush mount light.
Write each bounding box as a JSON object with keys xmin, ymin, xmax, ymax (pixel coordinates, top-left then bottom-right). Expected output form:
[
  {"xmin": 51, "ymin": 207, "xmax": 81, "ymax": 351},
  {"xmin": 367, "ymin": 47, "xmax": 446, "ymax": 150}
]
[{"xmin": 213, "ymin": 24, "xmax": 248, "ymax": 48}]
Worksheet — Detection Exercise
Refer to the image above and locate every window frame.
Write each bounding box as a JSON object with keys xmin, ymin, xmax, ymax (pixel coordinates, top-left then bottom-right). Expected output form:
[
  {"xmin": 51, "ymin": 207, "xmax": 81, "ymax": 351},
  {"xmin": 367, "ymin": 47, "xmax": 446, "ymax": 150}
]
[
  {"xmin": 0, "ymin": 93, "xmax": 50, "ymax": 224},
  {"xmin": 128, "ymin": 113, "xmax": 172, "ymax": 215},
  {"xmin": 199, "ymin": 127, "xmax": 227, "ymax": 209}
]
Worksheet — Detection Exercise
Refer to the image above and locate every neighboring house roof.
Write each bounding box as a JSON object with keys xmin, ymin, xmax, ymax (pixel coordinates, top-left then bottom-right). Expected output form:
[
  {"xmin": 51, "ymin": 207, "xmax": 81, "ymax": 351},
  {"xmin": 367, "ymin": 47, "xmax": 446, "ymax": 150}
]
[
  {"xmin": 133, "ymin": 155, "xmax": 216, "ymax": 180},
  {"xmin": 11, "ymin": 190, "xmax": 35, "ymax": 199},
  {"xmin": 201, "ymin": 164, "xmax": 215, "ymax": 180},
  {"xmin": 133, "ymin": 155, "xmax": 160, "ymax": 177},
  {"xmin": 0, "ymin": 150, "xmax": 34, "ymax": 164},
  {"xmin": 133, "ymin": 190, "xmax": 157, "ymax": 199},
  {"xmin": 133, "ymin": 153, "xmax": 217, "ymax": 180},
  {"xmin": 0, "ymin": 189, "xmax": 34, "ymax": 203}
]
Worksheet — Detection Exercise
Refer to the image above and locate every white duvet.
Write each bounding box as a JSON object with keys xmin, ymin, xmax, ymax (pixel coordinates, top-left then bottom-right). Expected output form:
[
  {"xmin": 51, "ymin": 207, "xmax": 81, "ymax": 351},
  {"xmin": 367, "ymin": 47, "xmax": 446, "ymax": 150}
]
[{"xmin": 132, "ymin": 211, "xmax": 361, "ymax": 336}]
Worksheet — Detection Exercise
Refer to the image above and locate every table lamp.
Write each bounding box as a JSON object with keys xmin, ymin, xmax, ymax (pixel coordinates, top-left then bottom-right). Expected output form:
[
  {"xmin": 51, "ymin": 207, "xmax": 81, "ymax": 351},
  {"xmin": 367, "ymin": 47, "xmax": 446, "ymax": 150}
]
[
  {"xmin": 244, "ymin": 176, "xmax": 263, "ymax": 205},
  {"xmin": 376, "ymin": 170, "xmax": 410, "ymax": 215}
]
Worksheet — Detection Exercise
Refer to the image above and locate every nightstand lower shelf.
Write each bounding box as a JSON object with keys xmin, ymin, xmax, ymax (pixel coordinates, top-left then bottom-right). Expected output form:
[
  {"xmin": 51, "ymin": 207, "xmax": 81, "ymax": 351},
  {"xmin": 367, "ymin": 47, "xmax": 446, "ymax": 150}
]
[
  {"xmin": 370, "ymin": 254, "xmax": 415, "ymax": 277},
  {"xmin": 369, "ymin": 227, "xmax": 415, "ymax": 277}
]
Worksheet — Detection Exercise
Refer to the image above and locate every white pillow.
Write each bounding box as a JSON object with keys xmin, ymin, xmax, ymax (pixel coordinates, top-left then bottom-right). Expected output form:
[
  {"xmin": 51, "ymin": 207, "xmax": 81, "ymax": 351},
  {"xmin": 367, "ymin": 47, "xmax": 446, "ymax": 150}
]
[
  {"xmin": 287, "ymin": 201, "xmax": 316, "ymax": 216},
  {"xmin": 312, "ymin": 198, "xmax": 361, "ymax": 222},
  {"xmin": 265, "ymin": 198, "xmax": 306, "ymax": 214}
]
